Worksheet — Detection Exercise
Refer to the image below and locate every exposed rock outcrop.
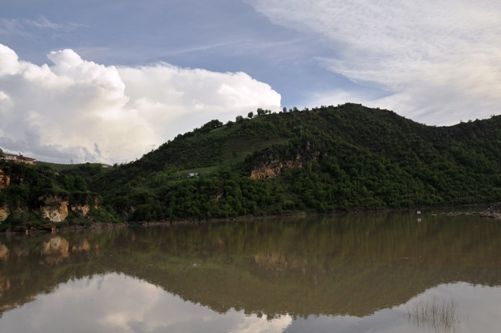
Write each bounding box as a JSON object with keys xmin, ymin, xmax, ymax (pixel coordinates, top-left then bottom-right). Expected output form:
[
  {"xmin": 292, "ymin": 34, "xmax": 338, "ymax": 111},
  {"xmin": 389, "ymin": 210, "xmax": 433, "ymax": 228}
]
[
  {"xmin": 0, "ymin": 169, "xmax": 10, "ymax": 190},
  {"xmin": 250, "ymin": 159, "xmax": 303, "ymax": 180},
  {"xmin": 71, "ymin": 204, "xmax": 91, "ymax": 217},
  {"xmin": 70, "ymin": 194, "xmax": 100, "ymax": 217},
  {"xmin": 39, "ymin": 195, "xmax": 69, "ymax": 223},
  {"xmin": 248, "ymin": 142, "xmax": 319, "ymax": 180},
  {"xmin": 0, "ymin": 205, "xmax": 8, "ymax": 223}
]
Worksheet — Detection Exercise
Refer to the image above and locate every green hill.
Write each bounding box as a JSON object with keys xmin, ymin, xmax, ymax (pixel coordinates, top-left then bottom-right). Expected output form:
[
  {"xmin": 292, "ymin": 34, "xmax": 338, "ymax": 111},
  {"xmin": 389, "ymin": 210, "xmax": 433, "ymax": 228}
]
[
  {"xmin": 92, "ymin": 103, "xmax": 501, "ymax": 221},
  {"xmin": 1, "ymin": 103, "xmax": 500, "ymax": 225}
]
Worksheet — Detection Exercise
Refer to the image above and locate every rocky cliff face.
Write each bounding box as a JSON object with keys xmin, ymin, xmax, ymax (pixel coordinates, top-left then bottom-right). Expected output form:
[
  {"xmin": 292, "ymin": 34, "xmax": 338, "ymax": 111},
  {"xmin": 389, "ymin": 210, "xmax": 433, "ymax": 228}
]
[
  {"xmin": 248, "ymin": 142, "xmax": 318, "ymax": 180},
  {"xmin": 250, "ymin": 159, "xmax": 303, "ymax": 180},
  {"xmin": 39, "ymin": 195, "xmax": 69, "ymax": 223},
  {"xmin": 70, "ymin": 195, "xmax": 100, "ymax": 217},
  {"xmin": 0, "ymin": 205, "xmax": 9, "ymax": 223},
  {"xmin": 0, "ymin": 192, "xmax": 100, "ymax": 225},
  {"xmin": 0, "ymin": 169, "xmax": 10, "ymax": 190},
  {"xmin": 71, "ymin": 204, "xmax": 91, "ymax": 217}
]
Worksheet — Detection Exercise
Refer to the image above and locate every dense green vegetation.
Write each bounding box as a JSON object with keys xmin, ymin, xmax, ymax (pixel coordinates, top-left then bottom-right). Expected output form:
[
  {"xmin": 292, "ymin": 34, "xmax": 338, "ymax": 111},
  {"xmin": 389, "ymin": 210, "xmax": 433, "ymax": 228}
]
[
  {"xmin": 0, "ymin": 161, "xmax": 110, "ymax": 226},
  {"xmin": 94, "ymin": 104, "xmax": 501, "ymax": 221},
  {"xmin": 1, "ymin": 103, "xmax": 501, "ymax": 224}
]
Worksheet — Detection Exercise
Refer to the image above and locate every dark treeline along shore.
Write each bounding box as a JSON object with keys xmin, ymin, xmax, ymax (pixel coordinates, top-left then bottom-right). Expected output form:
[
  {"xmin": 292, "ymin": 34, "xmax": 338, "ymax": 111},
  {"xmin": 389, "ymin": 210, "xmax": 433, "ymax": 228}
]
[{"xmin": 0, "ymin": 103, "xmax": 501, "ymax": 228}]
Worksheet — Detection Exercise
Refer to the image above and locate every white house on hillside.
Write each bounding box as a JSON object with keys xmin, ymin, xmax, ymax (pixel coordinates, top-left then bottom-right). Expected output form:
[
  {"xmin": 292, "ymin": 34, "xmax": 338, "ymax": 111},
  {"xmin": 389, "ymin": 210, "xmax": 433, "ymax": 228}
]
[{"xmin": 1, "ymin": 153, "xmax": 36, "ymax": 165}]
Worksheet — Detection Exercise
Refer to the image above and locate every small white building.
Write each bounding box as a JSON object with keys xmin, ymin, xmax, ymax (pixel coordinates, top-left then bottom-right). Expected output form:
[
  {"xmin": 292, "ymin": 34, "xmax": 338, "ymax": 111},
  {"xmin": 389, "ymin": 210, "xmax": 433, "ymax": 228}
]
[{"xmin": 2, "ymin": 153, "xmax": 36, "ymax": 165}]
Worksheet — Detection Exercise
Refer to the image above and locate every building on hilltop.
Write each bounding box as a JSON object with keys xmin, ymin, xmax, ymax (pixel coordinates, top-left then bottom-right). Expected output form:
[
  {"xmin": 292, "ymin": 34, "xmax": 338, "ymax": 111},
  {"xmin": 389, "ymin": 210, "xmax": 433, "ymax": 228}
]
[{"xmin": 1, "ymin": 153, "xmax": 36, "ymax": 165}]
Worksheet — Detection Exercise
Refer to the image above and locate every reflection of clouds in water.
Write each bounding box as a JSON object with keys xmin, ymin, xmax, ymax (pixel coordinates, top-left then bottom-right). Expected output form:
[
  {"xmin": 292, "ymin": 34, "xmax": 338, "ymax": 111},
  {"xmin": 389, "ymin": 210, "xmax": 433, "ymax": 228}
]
[
  {"xmin": 285, "ymin": 283, "xmax": 501, "ymax": 333},
  {"xmin": 2, "ymin": 275, "xmax": 501, "ymax": 333},
  {"xmin": 399, "ymin": 282, "xmax": 501, "ymax": 333},
  {"xmin": 229, "ymin": 314, "xmax": 292, "ymax": 333},
  {"xmin": 0, "ymin": 273, "xmax": 292, "ymax": 333}
]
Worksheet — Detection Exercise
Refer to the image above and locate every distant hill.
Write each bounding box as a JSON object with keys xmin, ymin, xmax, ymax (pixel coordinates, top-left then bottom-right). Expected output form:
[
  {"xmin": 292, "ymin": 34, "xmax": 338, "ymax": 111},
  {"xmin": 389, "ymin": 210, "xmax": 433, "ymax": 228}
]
[{"xmin": 91, "ymin": 103, "xmax": 501, "ymax": 221}]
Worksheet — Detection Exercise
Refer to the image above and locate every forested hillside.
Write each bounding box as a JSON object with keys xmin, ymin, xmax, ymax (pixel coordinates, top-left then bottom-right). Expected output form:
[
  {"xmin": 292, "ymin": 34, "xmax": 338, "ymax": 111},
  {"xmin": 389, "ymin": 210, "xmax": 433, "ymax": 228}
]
[
  {"xmin": 91, "ymin": 104, "xmax": 501, "ymax": 221},
  {"xmin": 1, "ymin": 103, "xmax": 500, "ymax": 226}
]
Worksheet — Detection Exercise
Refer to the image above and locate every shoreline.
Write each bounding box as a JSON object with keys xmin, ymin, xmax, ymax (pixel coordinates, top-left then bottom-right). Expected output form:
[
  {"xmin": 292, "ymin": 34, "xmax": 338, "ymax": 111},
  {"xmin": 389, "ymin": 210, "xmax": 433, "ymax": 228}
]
[{"xmin": 0, "ymin": 202, "xmax": 497, "ymax": 235}]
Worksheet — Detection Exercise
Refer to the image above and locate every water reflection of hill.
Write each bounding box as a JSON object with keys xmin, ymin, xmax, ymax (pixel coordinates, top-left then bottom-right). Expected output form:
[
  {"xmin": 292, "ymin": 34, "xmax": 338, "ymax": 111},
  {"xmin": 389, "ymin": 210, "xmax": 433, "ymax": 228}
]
[{"xmin": 1, "ymin": 212, "xmax": 501, "ymax": 317}]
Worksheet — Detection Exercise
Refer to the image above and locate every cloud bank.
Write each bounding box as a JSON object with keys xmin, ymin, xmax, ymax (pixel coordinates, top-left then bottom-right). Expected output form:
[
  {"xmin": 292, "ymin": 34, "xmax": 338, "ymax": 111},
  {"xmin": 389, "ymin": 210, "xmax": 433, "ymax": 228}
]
[
  {"xmin": 249, "ymin": 0, "xmax": 501, "ymax": 125},
  {"xmin": 0, "ymin": 44, "xmax": 280, "ymax": 163}
]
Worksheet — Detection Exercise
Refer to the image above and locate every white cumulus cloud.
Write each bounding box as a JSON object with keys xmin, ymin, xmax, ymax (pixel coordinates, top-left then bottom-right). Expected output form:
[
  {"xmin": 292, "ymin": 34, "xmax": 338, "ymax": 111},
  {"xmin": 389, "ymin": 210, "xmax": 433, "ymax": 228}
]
[
  {"xmin": 248, "ymin": 0, "xmax": 501, "ymax": 125},
  {"xmin": 0, "ymin": 44, "xmax": 281, "ymax": 163}
]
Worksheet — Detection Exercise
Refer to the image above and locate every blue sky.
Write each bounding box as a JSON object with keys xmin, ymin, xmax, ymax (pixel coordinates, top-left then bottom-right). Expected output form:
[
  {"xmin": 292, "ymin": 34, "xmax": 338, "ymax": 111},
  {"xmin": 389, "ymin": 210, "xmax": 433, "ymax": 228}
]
[
  {"xmin": 1, "ymin": 0, "xmax": 500, "ymax": 162},
  {"xmin": 0, "ymin": 0, "xmax": 370, "ymax": 107}
]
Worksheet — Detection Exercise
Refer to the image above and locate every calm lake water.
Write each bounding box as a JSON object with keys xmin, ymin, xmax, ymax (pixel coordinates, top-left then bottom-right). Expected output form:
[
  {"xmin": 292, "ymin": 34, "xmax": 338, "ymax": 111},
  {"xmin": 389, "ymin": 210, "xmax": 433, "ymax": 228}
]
[{"xmin": 1, "ymin": 212, "xmax": 501, "ymax": 332}]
